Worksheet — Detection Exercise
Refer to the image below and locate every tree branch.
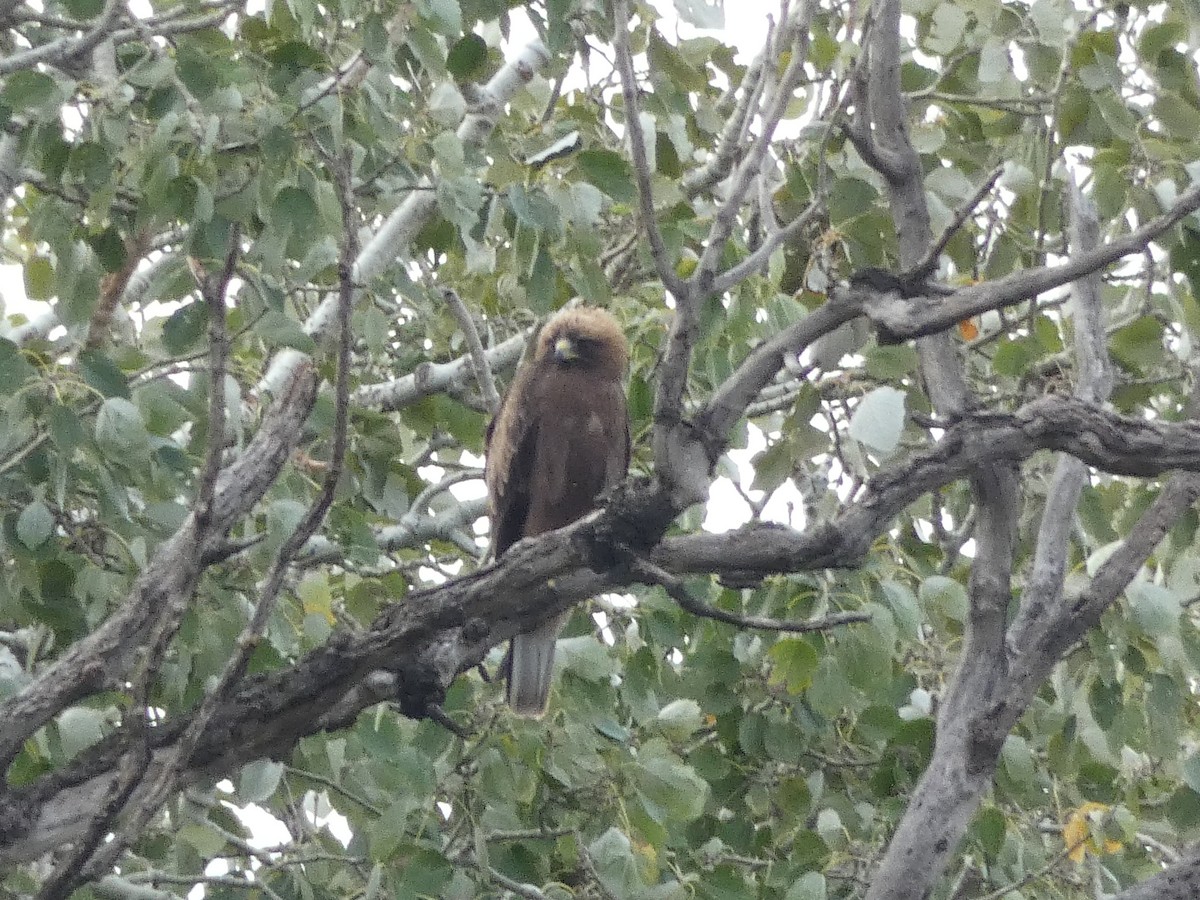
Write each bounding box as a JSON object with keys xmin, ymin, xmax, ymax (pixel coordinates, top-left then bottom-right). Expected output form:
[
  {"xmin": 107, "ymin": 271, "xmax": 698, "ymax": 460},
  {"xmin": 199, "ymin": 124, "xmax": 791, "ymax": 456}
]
[
  {"xmin": 0, "ymin": 0, "xmax": 121, "ymax": 75},
  {"xmin": 351, "ymin": 331, "xmax": 527, "ymax": 412},
  {"xmin": 866, "ymin": 180, "xmax": 1200, "ymax": 344},
  {"xmin": 610, "ymin": 0, "xmax": 685, "ymax": 299},
  {"xmin": 630, "ymin": 558, "xmax": 871, "ymax": 633},
  {"xmin": 12, "ymin": 392, "xmax": 1200, "ymax": 864},
  {"xmin": 442, "ymin": 288, "xmax": 501, "ymax": 415},
  {"xmin": 0, "ymin": 364, "xmax": 318, "ymax": 771}
]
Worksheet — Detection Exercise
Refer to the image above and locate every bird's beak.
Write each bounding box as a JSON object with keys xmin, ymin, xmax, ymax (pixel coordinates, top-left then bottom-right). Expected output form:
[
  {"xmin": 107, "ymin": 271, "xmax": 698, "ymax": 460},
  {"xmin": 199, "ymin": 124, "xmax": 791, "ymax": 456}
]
[{"xmin": 554, "ymin": 336, "xmax": 578, "ymax": 362}]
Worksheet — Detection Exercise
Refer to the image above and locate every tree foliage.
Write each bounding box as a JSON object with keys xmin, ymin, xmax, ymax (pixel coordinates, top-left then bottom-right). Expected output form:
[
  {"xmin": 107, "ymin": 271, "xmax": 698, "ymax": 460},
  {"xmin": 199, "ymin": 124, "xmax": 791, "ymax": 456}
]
[{"xmin": 4, "ymin": 0, "xmax": 1200, "ymax": 897}]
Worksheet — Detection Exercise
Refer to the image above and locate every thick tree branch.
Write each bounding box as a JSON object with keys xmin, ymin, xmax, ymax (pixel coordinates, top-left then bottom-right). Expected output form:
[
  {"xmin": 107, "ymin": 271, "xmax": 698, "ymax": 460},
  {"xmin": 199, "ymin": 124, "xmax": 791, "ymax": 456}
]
[
  {"xmin": 11, "ymin": 392, "xmax": 1200, "ymax": 863},
  {"xmin": 0, "ymin": 365, "xmax": 318, "ymax": 772},
  {"xmin": 351, "ymin": 331, "xmax": 527, "ymax": 411},
  {"xmin": 1008, "ymin": 183, "xmax": 1111, "ymax": 651}
]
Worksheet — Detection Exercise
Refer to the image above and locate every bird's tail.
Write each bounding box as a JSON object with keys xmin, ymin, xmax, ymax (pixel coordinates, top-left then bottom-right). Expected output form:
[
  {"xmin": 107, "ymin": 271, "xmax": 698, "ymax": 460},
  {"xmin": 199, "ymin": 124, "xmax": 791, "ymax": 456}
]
[{"xmin": 507, "ymin": 613, "xmax": 567, "ymax": 717}]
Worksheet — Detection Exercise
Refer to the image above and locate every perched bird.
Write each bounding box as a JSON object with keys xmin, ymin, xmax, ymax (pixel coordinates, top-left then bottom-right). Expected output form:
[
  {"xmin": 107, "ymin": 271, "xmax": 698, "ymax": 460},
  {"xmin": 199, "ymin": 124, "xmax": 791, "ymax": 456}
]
[{"xmin": 485, "ymin": 306, "xmax": 630, "ymax": 716}]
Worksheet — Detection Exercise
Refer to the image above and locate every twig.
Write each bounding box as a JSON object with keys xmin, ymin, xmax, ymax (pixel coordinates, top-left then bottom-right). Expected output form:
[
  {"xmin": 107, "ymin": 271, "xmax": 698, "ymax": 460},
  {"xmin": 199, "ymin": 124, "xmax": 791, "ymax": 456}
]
[
  {"xmin": 903, "ymin": 164, "xmax": 1004, "ymax": 281},
  {"xmin": 630, "ymin": 557, "xmax": 870, "ymax": 633},
  {"xmin": 973, "ymin": 831, "xmax": 1089, "ymax": 900},
  {"xmin": 195, "ymin": 226, "xmax": 241, "ymax": 526},
  {"xmin": 865, "ymin": 179, "xmax": 1200, "ymax": 343},
  {"xmin": 695, "ymin": 0, "xmax": 815, "ymax": 289},
  {"xmin": 0, "ymin": 0, "xmax": 121, "ymax": 75},
  {"xmin": 610, "ymin": 0, "xmax": 685, "ymax": 298},
  {"xmin": 441, "ymin": 287, "xmax": 501, "ymax": 415}
]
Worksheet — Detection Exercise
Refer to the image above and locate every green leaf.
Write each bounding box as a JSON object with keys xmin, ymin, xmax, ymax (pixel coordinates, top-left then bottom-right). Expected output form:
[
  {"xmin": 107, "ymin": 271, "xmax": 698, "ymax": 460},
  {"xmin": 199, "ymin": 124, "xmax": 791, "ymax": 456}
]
[
  {"xmin": 1109, "ymin": 316, "xmax": 1165, "ymax": 373},
  {"xmin": 0, "ymin": 339, "xmax": 36, "ymax": 386},
  {"xmin": 828, "ymin": 177, "xmax": 879, "ymax": 224},
  {"xmin": 574, "ymin": 150, "xmax": 637, "ymax": 203},
  {"xmin": 395, "ymin": 848, "xmax": 453, "ymax": 895},
  {"xmin": 62, "ymin": 0, "xmax": 104, "ymax": 16},
  {"xmin": 2, "ymin": 72, "xmax": 60, "ymax": 111},
  {"xmin": 24, "ymin": 257, "xmax": 54, "ymax": 300},
  {"xmin": 270, "ymin": 186, "xmax": 322, "ymax": 257},
  {"xmin": 926, "ymin": 3, "xmax": 967, "ymax": 54},
  {"xmin": 672, "ymin": 0, "xmax": 723, "ymax": 28},
  {"xmin": 848, "ymin": 386, "xmax": 906, "ymax": 454},
  {"xmin": 420, "ymin": 0, "xmax": 461, "ymax": 35},
  {"xmin": 162, "ymin": 301, "xmax": 210, "ymax": 354},
  {"xmin": 507, "ymin": 185, "xmax": 562, "ymax": 236},
  {"xmin": 974, "ymin": 806, "xmax": 1007, "ymax": 858},
  {"xmin": 656, "ymin": 698, "xmax": 704, "ymax": 739},
  {"xmin": 255, "ymin": 310, "xmax": 317, "ymax": 352},
  {"xmin": 920, "ymin": 575, "xmax": 967, "ymax": 623},
  {"xmin": 1181, "ymin": 754, "xmax": 1200, "ymax": 795},
  {"xmin": 78, "ymin": 350, "xmax": 130, "ymax": 398},
  {"xmin": 1127, "ymin": 580, "xmax": 1180, "ymax": 637},
  {"xmin": 57, "ymin": 707, "xmax": 106, "ymax": 759},
  {"xmin": 767, "ymin": 638, "xmax": 818, "ymax": 694},
  {"xmin": 176, "ymin": 43, "xmax": 220, "ymax": 100},
  {"xmin": 784, "ymin": 872, "xmax": 827, "ymax": 900},
  {"xmin": 558, "ymin": 635, "xmax": 618, "ymax": 681},
  {"xmin": 587, "ymin": 828, "xmax": 641, "ymax": 896},
  {"xmin": 634, "ymin": 741, "xmax": 709, "ymax": 823},
  {"xmin": 17, "ymin": 500, "xmax": 53, "ymax": 550},
  {"xmin": 238, "ymin": 758, "xmax": 285, "ymax": 803},
  {"xmin": 446, "ymin": 33, "xmax": 487, "ymax": 79},
  {"xmin": 95, "ymin": 397, "xmax": 151, "ymax": 459},
  {"xmin": 179, "ymin": 823, "xmax": 227, "ymax": 857},
  {"xmin": 87, "ymin": 227, "xmax": 126, "ymax": 273},
  {"xmin": 428, "ymin": 80, "xmax": 466, "ymax": 126},
  {"xmin": 47, "ymin": 405, "xmax": 84, "ymax": 452}
]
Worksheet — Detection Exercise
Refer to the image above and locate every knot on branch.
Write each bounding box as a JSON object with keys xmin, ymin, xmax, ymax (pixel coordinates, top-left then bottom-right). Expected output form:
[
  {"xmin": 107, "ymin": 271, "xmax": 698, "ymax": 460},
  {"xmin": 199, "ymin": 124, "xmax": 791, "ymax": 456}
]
[
  {"xmin": 589, "ymin": 477, "xmax": 676, "ymax": 556},
  {"xmin": 967, "ymin": 703, "xmax": 1010, "ymax": 776},
  {"xmin": 393, "ymin": 661, "xmax": 446, "ymax": 720}
]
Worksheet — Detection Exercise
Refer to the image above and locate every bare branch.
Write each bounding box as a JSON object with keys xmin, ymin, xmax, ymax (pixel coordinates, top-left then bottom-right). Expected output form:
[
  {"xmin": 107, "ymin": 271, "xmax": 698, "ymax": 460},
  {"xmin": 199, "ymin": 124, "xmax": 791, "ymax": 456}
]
[
  {"xmin": 866, "ymin": 180, "xmax": 1200, "ymax": 343},
  {"xmin": 904, "ymin": 163, "xmax": 1005, "ymax": 281},
  {"xmin": 442, "ymin": 288, "xmax": 501, "ymax": 415},
  {"xmin": 630, "ymin": 558, "xmax": 871, "ymax": 634},
  {"xmin": 352, "ymin": 331, "xmax": 527, "ymax": 412},
  {"xmin": 694, "ymin": 0, "xmax": 814, "ymax": 289},
  {"xmin": 0, "ymin": 0, "xmax": 121, "ymax": 75},
  {"xmin": 194, "ymin": 227, "xmax": 241, "ymax": 525},
  {"xmin": 681, "ymin": 50, "xmax": 766, "ymax": 198},
  {"xmin": 610, "ymin": 0, "xmax": 685, "ymax": 298},
  {"xmin": 710, "ymin": 199, "xmax": 824, "ymax": 297},
  {"xmin": 698, "ymin": 295, "xmax": 862, "ymax": 450}
]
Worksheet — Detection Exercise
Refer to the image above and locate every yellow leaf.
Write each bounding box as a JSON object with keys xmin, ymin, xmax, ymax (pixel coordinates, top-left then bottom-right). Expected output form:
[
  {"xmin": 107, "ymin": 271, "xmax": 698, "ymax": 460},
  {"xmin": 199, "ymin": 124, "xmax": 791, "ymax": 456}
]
[
  {"xmin": 1063, "ymin": 801, "xmax": 1121, "ymax": 862},
  {"xmin": 958, "ymin": 318, "xmax": 979, "ymax": 340}
]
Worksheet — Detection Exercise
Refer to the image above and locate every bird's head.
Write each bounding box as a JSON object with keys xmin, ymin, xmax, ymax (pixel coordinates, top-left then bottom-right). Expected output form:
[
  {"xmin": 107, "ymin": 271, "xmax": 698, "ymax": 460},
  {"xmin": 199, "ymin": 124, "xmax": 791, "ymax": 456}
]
[{"xmin": 536, "ymin": 306, "xmax": 628, "ymax": 379}]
